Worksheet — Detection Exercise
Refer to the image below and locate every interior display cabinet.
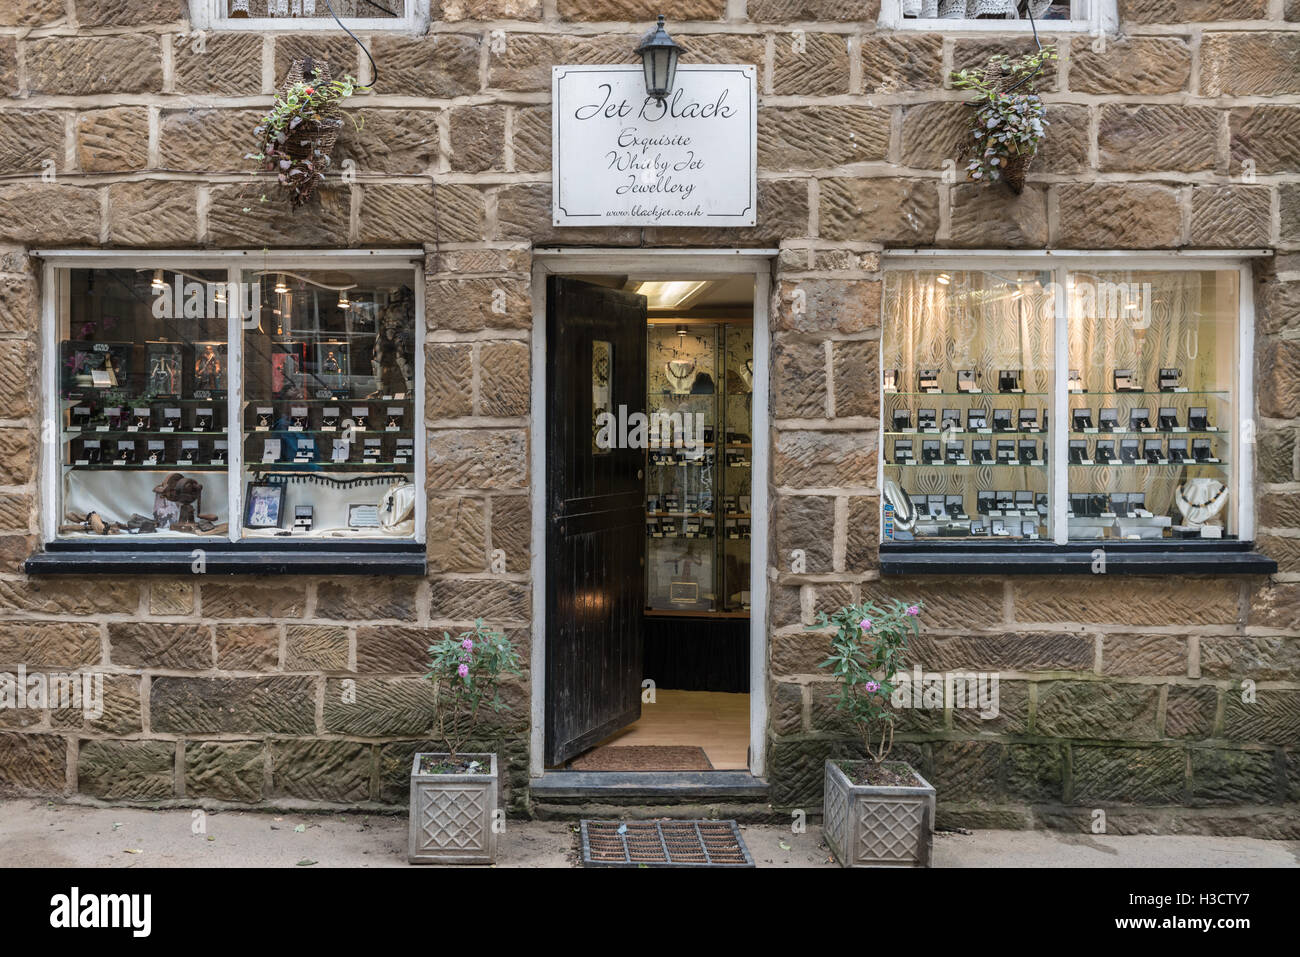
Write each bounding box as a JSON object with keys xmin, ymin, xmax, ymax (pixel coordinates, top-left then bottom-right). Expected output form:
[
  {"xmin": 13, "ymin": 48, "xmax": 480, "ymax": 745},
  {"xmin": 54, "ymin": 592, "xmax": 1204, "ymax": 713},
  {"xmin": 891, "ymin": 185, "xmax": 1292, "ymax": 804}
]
[{"xmin": 644, "ymin": 320, "xmax": 754, "ymax": 615}]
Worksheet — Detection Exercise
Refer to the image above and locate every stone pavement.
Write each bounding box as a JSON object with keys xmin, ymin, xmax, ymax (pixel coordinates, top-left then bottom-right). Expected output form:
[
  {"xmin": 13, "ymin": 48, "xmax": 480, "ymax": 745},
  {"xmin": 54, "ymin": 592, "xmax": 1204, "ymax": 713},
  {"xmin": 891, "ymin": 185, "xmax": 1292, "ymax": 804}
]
[{"xmin": 1, "ymin": 800, "xmax": 1296, "ymax": 868}]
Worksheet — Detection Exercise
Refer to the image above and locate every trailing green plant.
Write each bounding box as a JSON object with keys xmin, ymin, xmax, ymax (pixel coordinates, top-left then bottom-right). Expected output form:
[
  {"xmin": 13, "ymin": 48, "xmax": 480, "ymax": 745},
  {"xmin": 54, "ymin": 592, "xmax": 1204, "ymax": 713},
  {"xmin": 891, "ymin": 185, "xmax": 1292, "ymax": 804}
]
[
  {"xmin": 950, "ymin": 45, "xmax": 1057, "ymax": 192},
  {"xmin": 813, "ymin": 598, "xmax": 923, "ymax": 763},
  {"xmin": 424, "ymin": 619, "xmax": 522, "ymax": 760},
  {"xmin": 249, "ymin": 68, "xmax": 365, "ymax": 209}
]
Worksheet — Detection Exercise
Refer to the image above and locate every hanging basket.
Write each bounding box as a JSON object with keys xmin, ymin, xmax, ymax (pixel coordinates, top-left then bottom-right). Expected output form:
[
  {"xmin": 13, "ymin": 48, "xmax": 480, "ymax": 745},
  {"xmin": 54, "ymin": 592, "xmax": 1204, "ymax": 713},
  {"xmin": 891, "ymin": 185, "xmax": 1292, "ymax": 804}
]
[
  {"xmin": 999, "ymin": 151, "xmax": 1031, "ymax": 194},
  {"xmin": 272, "ymin": 58, "xmax": 344, "ymax": 207}
]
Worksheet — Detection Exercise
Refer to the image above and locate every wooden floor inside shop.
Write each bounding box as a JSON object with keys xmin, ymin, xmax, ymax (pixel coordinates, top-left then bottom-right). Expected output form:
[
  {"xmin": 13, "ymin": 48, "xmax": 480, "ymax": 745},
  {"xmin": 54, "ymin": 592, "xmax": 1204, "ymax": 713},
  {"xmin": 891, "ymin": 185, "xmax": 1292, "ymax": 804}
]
[{"xmin": 592, "ymin": 690, "xmax": 750, "ymax": 770}]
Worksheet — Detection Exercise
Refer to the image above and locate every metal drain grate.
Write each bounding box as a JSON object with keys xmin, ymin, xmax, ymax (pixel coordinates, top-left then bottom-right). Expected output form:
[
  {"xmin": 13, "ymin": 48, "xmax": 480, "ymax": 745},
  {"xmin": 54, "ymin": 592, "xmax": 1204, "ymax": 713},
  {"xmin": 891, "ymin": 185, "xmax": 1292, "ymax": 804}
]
[{"xmin": 580, "ymin": 819, "xmax": 755, "ymax": 868}]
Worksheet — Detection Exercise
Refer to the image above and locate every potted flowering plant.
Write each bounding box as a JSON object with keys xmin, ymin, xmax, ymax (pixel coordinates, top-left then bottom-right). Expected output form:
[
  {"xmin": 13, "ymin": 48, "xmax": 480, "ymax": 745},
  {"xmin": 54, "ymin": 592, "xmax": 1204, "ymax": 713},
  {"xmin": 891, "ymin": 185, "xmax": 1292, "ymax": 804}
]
[
  {"xmin": 409, "ymin": 619, "xmax": 521, "ymax": 865},
  {"xmin": 814, "ymin": 597, "xmax": 936, "ymax": 868},
  {"xmin": 950, "ymin": 45, "xmax": 1057, "ymax": 193},
  {"xmin": 250, "ymin": 58, "xmax": 364, "ymax": 209}
]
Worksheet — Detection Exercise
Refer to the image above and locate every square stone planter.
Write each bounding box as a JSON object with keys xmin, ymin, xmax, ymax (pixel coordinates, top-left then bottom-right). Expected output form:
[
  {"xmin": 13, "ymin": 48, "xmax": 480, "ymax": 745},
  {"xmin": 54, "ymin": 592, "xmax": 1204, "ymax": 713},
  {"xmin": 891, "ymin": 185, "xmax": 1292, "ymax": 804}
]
[
  {"xmin": 822, "ymin": 759, "xmax": 935, "ymax": 868},
  {"xmin": 408, "ymin": 752, "xmax": 498, "ymax": 865}
]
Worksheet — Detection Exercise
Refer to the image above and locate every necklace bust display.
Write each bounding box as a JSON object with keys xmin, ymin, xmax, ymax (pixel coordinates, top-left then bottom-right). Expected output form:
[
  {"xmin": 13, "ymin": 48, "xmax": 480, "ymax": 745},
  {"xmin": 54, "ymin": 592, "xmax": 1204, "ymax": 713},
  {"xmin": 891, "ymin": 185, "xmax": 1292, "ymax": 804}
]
[
  {"xmin": 1175, "ymin": 477, "xmax": 1227, "ymax": 527},
  {"xmin": 883, "ymin": 478, "xmax": 916, "ymax": 531},
  {"xmin": 665, "ymin": 359, "xmax": 696, "ymax": 394}
]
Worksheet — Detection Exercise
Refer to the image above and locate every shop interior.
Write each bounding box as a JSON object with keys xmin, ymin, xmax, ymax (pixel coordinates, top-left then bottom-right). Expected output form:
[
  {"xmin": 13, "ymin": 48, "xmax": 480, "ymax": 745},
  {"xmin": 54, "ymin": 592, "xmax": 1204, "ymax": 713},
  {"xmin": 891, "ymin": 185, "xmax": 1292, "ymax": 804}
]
[{"xmin": 561, "ymin": 274, "xmax": 754, "ymax": 772}]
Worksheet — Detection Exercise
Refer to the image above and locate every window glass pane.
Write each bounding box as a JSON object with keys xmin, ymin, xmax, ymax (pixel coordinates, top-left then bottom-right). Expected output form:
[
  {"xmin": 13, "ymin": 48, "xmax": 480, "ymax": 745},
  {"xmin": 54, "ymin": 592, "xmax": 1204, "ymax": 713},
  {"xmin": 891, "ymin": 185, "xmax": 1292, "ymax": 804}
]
[
  {"xmin": 240, "ymin": 268, "xmax": 416, "ymax": 538},
  {"xmin": 1066, "ymin": 269, "xmax": 1237, "ymax": 541},
  {"xmin": 228, "ymin": 0, "xmax": 401, "ymax": 19},
  {"xmin": 902, "ymin": 1, "xmax": 1072, "ymax": 20},
  {"xmin": 57, "ymin": 267, "xmax": 231, "ymax": 538},
  {"xmin": 881, "ymin": 269, "xmax": 1054, "ymax": 542},
  {"xmin": 592, "ymin": 339, "xmax": 611, "ymax": 455}
]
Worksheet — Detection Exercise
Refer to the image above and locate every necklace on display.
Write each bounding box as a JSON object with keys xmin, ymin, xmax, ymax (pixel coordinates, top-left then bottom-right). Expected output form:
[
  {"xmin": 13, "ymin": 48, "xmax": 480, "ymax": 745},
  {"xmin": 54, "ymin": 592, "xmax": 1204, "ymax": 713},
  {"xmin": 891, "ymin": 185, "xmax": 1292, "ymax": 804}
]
[
  {"xmin": 883, "ymin": 478, "xmax": 916, "ymax": 531},
  {"xmin": 1175, "ymin": 478, "xmax": 1228, "ymax": 526},
  {"xmin": 665, "ymin": 359, "xmax": 696, "ymax": 394},
  {"xmin": 738, "ymin": 358, "xmax": 754, "ymax": 389}
]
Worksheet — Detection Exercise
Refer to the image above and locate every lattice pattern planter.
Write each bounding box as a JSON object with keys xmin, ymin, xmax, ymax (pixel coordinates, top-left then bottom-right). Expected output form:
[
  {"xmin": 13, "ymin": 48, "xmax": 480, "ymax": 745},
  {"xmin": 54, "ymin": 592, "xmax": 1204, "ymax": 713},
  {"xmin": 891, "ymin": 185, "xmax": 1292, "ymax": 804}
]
[
  {"xmin": 823, "ymin": 759, "xmax": 935, "ymax": 868},
  {"xmin": 408, "ymin": 752, "xmax": 498, "ymax": 864}
]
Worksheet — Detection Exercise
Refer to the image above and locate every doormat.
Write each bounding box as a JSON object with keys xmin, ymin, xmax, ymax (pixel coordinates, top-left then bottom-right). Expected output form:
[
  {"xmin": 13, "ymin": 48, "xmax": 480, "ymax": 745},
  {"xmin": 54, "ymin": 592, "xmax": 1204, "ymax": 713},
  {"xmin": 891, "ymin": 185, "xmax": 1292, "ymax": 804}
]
[
  {"xmin": 568, "ymin": 745, "xmax": 713, "ymax": 772},
  {"xmin": 580, "ymin": 820, "xmax": 754, "ymax": 868}
]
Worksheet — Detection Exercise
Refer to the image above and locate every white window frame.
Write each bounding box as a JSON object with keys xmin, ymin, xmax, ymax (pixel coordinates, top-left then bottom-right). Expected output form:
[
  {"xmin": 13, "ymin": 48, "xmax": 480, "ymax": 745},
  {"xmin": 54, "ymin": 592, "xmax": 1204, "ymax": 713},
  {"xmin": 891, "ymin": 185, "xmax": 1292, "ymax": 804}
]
[
  {"xmin": 36, "ymin": 248, "xmax": 426, "ymax": 548},
  {"xmin": 879, "ymin": 0, "xmax": 1117, "ymax": 33},
  {"xmin": 189, "ymin": 0, "xmax": 431, "ymax": 33},
  {"xmin": 880, "ymin": 249, "xmax": 1265, "ymax": 547}
]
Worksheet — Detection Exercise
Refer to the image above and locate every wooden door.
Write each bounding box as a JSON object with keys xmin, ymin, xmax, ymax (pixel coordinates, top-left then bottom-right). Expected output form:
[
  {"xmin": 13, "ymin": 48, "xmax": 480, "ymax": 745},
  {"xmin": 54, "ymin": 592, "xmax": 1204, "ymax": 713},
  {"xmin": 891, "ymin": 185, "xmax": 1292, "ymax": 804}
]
[{"xmin": 545, "ymin": 277, "xmax": 648, "ymax": 766}]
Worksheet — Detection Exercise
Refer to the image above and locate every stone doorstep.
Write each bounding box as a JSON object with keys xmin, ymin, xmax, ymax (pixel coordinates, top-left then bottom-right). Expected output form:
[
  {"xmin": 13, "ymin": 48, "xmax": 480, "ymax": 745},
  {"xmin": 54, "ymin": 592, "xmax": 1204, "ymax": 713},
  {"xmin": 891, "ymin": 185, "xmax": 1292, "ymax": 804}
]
[{"xmin": 529, "ymin": 770, "xmax": 769, "ymax": 804}]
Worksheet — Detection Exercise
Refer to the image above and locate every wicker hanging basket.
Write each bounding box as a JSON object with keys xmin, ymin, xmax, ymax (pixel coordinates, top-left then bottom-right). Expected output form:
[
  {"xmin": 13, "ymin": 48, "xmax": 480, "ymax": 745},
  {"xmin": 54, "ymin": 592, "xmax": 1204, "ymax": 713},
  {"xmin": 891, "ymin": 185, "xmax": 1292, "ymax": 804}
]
[
  {"xmin": 276, "ymin": 57, "xmax": 344, "ymax": 206},
  {"xmin": 955, "ymin": 54, "xmax": 1047, "ymax": 195}
]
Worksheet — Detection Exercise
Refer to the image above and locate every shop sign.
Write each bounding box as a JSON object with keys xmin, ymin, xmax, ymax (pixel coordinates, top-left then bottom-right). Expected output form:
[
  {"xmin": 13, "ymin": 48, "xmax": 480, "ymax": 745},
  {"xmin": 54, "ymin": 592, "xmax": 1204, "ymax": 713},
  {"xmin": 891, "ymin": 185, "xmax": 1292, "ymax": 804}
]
[{"xmin": 552, "ymin": 64, "xmax": 757, "ymax": 228}]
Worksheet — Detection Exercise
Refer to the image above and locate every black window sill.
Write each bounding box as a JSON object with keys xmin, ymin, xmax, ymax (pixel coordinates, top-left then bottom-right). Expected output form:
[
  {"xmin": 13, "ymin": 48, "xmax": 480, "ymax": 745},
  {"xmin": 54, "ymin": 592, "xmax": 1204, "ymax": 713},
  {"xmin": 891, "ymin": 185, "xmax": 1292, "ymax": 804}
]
[
  {"xmin": 880, "ymin": 540, "xmax": 1277, "ymax": 576},
  {"xmin": 24, "ymin": 540, "xmax": 427, "ymax": 576}
]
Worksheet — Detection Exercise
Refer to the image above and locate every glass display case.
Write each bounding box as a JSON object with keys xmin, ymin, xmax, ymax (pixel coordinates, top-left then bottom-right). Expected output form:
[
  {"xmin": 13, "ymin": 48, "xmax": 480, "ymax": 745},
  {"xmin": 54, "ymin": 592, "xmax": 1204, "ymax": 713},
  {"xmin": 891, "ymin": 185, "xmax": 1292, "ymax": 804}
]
[
  {"xmin": 56, "ymin": 267, "xmax": 232, "ymax": 538},
  {"xmin": 645, "ymin": 320, "xmax": 752, "ymax": 614},
  {"xmin": 1066, "ymin": 269, "xmax": 1238, "ymax": 541},
  {"xmin": 881, "ymin": 269, "xmax": 1054, "ymax": 541},
  {"xmin": 240, "ymin": 268, "xmax": 416, "ymax": 538}
]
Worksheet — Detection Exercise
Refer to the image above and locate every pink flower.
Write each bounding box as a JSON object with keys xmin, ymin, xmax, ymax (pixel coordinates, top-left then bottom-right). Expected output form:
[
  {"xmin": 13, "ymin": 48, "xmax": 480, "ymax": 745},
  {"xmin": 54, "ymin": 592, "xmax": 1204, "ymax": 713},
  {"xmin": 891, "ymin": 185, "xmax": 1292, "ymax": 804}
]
[
  {"xmin": 864, "ymin": 680, "xmax": 880, "ymax": 694},
  {"xmin": 906, "ymin": 605, "xmax": 919, "ymax": 616},
  {"xmin": 859, "ymin": 619, "xmax": 872, "ymax": 631},
  {"xmin": 461, "ymin": 638, "xmax": 474, "ymax": 651},
  {"xmin": 457, "ymin": 663, "xmax": 469, "ymax": 678}
]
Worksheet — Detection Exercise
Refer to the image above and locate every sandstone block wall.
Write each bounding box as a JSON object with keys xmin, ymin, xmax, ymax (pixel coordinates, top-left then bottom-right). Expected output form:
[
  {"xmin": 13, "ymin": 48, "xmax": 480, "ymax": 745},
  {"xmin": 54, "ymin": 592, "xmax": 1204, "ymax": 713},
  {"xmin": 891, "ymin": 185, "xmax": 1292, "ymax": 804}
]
[{"xmin": 0, "ymin": 0, "xmax": 1296, "ymax": 832}]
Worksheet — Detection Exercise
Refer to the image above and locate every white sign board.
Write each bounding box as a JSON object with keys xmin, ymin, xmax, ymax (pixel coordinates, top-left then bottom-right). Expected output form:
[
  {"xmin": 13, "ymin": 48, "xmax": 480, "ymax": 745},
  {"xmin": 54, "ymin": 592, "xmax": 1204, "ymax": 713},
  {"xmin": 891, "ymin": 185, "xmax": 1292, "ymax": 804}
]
[{"xmin": 552, "ymin": 64, "xmax": 757, "ymax": 228}]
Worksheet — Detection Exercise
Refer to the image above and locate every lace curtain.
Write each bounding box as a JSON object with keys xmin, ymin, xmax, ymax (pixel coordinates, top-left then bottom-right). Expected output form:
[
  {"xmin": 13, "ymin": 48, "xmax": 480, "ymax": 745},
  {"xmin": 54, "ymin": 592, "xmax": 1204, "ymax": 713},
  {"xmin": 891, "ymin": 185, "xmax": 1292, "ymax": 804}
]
[{"xmin": 901, "ymin": 0, "xmax": 1056, "ymax": 18}]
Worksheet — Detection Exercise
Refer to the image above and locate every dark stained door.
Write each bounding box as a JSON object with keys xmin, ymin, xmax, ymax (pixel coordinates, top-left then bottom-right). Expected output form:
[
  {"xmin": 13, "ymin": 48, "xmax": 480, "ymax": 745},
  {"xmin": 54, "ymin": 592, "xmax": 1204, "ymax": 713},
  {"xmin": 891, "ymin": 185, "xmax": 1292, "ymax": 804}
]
[{"xmin": 545, "ymin": 276, "xmax": 647, "ymax": 766}]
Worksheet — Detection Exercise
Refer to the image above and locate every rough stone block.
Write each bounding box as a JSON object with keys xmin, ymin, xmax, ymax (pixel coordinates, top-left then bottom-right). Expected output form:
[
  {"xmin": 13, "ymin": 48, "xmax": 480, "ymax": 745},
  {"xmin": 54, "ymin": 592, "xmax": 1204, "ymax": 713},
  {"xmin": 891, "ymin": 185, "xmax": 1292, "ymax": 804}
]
[
  {"xmin": 427, "ymin": 428, "xmax": 528, "ymax": 490},
  {"xmin": 831, "ymin": 339, "xmax": 878, "ymax": 419},
  {"xmin": 1247, "ymin": 581, "xmax": 1300, "ymax": 632},
  {"xmin": 314, "ymin": 578, "xmax": 419, "ymax": 621},
  {"xmin": 284, "ymin": 625, "xmax": 350, "ymax": 672},
  {"xmin": 339, "ymin": 108, "xmax": 440, "ymax": 176},
  {"xmin": 490, "ymin": 494, "xmax": 530, "ymax": 573},
  {"xmin": 0, "ymin": 111, "xmax": 66, "ymax": 174},
  {"xmin": 174, "ymin": 32, "xmax": 262, "ymax": 96},
  {"xmin": 107, "ymin": 181, "xmax": 200, "ymax": 246},
  {"xmin": 0, "ymin": 275, "xmax": 36, "ymax": 336},
  {"xmin": 1202, "ymin": 31, "xmax": 1300, "ymax": 97},
  {"xmin": 356, "ymin": 625, "xmax": 442, "ymax": 673},
  {"xmin": 1035, "ymin": 681, "xmax": 1160, "ymax": 739},
  {"xmin": 1101, "ymin": 635, "xmax": 1186, "ymax": 677},
  {"xmin": 819, "ymin": 177, "xmax": 939, "ymax": 245},
  {"xmin": 774, "ymin": 494, "xmax": 835, "ymax": 573},
  {"xmin": 771, "ymin": 681, "xmax": 804, "ymax": 735},
  {"xmin": 1013, "ymin": 577, "xmax": 1239, "ymax": 627},
  {"xmin": 1098, "ymin": 104, "xmax": 1219, "ymax": 173},
  {"xmin": 908, "ymin": 631, "xmax": 1093, "ymax": 672},
  {"xmin": 184, "ymin": 741, "xmax": 264, "ymax": 803},
  {"xmin": 108, "ymin": 622, "xmax": 211, "ymax": 670},
  {"xmin": 773, "ymin": 279, "xmax": 879, "ymax": 334},
  {"xmin": 949, "ymin": 183, "xmax": 1048, "ymax": 248},
  {"xmin": 428, "ymin": 579, "xmax": 530, "ymax": 623},
  {"xmin": 324, "ymin": 676, "xmax": 434, "ymax": 736},
  {"xmin": 200, "ymin": 581, "xmax": 305, "ymax": 619},
  {"xmin": 426, "ymin": 343, "xmax": 473, "ymax": 420},
  {"xmin": 78, "ymin": 740, "xmax": 173, "ymax": 800},
  {"xmin": 160, "ymin": 107, "xmax": 265, "ymax": 173},
  {"xmin": 1165, "ymin": 685, "xmax": 1218, "ymax": 739},
  {"xmin": 426, "ymin": 495, "xmax": 487, "ymax": 574},
  {"xmin": 207, "ymin": 184, "xmax": 349, "ymax": 247},
  {"xmin": 1258, "ymin": 338, "xmax": 1300, "ymax": 419},
  {"xmin": 759, "ymin": 107, "xmax": 889, "ymax": 170},
  {"xmin": 479, "ymin": 341, "xmax": 530, "ymax": 417},
  {"xmin": 1258, "ymin": 281, "xmax": 1300, "ymax": 338},
  {"xmin": 449, "ymin": 104, "xmax": 506, "ymax": 174},
  {"xmin": 861, "ymin": 33, "xmax": 943, "ymax": 93},
  {"xmin": 512, "ymin": 105, "xmax": 550, "ymax": 173},
  {"xmin": 149, "ymin": 580, "xmax": 193, "ymax": 616},
  {"xmin": 215, "ymin": 624, "xmax": 279, "ymax": 672},
  {"xmin": 1189, "ymin": 186, "xmax": 1272, "ymax": 248},
  {"xmin": 0, "ymin": 622, "xmax": 101, "ymax": 668},
  {"xmin": 427, "ymin": 277, "xmax": 531, "ymax": 332},
  {"xmin": 1202, "ymin": 636, "xmax": 1300, "ymax": 682},
  {"xmin": 771, "ymin": 336, "xmax": 827, "ymax": 418},
  {"xmin": 844, "ymin": 495, "xmax": 879, "ymax": 572},
  {"xmin": 0, "ymin": 185, "xmax": 99, "ymax": 245},
  {"xmin": 900, "ymin": 101, "xmax": 970, "ymax": 170},
  {"xmin": 1222, "ymin": 690, "xmax": 1300, "ymax": 747},
  {"xmin": 1067, "ymin": 36, "xmax": 1191, "ymax": 95},
  {"xmin": 772, "ymin": 429, "xmax": 873, "ymax": 489},
  {"xmin": 1055, "ymin": 184, "xmax": 1182, "ymax": 249},
  {"xmin": 773, "ymin": 34, "xmax": 851, "ymax": 96},
  {"xmin": 1189, "ymin": 747, "xmax": 1282, "ymax": 806},
  {"xmin": 1230, "ymin": 106, "xmax": 1300, "ymax": 175},
  {"xmin": 270, "ymin": 739, "xmax": 371, "ymax": 803},
  {"xmin": 1070, "ymin": 745, "xmax": 1186, "ymax": 805},
  {"xmin": 25, "ymin": 36, "xmax": 162, "ymax": 95},
  {"xmin": 0, "ymin": 732, "xmax": 65, "ymax": 795},
  {"xmin": 0, "ymin": 579, "xmax": 138, "ymax": 617},
  {"xmin": 150, "ymin": 676, "xmax": 316, "ymax": 734}
]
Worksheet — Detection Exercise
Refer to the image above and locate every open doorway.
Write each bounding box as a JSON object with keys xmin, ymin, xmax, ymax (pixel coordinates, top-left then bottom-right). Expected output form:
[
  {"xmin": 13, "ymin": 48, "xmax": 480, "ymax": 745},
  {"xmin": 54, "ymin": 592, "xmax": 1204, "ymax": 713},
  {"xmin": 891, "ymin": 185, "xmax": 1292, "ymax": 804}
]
[{"xmin": 541, "ymin": 270, "xmax": 756, "ymax": 773}]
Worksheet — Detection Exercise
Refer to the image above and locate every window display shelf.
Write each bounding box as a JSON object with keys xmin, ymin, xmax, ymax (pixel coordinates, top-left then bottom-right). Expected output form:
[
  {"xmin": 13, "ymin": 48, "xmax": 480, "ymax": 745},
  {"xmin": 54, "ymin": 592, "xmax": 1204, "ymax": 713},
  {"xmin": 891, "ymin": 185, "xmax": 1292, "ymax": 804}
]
[
  {"xmin": 886, "ymin": 462, "xmax": 1049, "ymax": 469},
  {"xmin": 1071, "ymin": 390, "xmax": 1230, "ymax": 398},
  {"xmin": 63, "ymin": 463, "xmax": 228, "ymax": 472},
  {"xmin": 64, "ymin": 430, "xmax": 228, "ymax": 438},
  {"xmin": 885, "ymin": 391, "xmax": 1049, "ymax": 397}
]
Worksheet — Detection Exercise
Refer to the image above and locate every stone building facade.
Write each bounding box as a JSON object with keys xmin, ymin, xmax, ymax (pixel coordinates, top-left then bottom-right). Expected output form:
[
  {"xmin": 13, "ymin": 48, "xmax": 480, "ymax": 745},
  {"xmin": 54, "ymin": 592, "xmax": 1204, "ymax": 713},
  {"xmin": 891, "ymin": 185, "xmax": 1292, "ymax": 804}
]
[{"xmin": 0, "ymin": 0, "xmax": 1297, "ymax": 834}]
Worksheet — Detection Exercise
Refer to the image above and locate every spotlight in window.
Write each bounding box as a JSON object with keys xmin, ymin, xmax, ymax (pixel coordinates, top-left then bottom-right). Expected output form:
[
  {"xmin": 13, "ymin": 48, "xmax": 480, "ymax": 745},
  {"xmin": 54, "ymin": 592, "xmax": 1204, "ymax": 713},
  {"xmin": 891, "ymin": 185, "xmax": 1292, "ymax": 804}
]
[
  {"xmin": 936, "ymin": 272, "xmax": 951, "ymax": 286},
  {"xmin": 274, "ymin": 275, "xmax": 289, "ymax": 296},
  {"xmin": 338, "ymin": 291, "xmax": 351, "ymax": 309},
  {"xmin": 150, "ymin": 269, "xmax": 167, "ymax": 293}
]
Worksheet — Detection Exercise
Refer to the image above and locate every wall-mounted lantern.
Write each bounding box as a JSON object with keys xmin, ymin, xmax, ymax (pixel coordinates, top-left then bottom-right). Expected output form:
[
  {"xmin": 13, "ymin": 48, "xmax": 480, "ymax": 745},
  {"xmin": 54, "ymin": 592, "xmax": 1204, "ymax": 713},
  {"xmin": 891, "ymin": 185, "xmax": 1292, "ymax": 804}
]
[{"xmin": 635, "ymin": 15, "xmax": 682, "ymax": 102}]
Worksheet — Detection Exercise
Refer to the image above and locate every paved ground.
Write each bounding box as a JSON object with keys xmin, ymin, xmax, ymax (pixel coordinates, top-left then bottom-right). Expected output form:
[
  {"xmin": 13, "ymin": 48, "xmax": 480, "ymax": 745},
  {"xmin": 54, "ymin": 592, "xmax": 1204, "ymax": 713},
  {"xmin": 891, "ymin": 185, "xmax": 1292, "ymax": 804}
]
[{"xmin": 1, "ymin": 800, "xmax": 1296, "ymax": 867}]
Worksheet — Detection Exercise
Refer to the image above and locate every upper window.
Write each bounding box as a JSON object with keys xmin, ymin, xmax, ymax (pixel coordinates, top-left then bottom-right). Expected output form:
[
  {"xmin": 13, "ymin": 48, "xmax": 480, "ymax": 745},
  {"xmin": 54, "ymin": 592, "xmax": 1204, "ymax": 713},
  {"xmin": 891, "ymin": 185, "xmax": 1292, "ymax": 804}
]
[
  {"xmin": 880, "ymin": 0, "xmax": 1117, "ymax": 32},
  {"xmin": 191, "ymin": 0, "xmax": 429, "ymax": 32},
  {"xmin": 44, "ymin": 253, "xmax": 422, "ymax": 545},
  {"xmin": 880, "ymin": 255, "xmax": 1254, "ymax": 549}
]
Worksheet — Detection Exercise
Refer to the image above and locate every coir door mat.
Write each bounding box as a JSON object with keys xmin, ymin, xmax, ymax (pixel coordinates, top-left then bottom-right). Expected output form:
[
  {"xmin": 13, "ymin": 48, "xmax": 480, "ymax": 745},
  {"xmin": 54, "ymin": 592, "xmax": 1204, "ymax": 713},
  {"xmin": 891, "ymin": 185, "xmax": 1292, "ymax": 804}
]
[
  {"xmin": 568, "ymin": 745, "xmax": 713, "ymax": 772},
  {"xmin": 580, "ymin": 820, "xmax": 754, "ymax": 868}
]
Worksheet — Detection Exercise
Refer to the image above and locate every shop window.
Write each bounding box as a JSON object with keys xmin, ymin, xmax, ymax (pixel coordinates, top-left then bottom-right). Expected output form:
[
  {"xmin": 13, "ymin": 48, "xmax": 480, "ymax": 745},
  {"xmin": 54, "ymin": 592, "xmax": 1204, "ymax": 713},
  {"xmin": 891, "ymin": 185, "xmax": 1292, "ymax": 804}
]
[
  {"xmin": 879, "ymin": 0, "xmax": 1117, "ymax": 32},
  {"xmin": 880, "ymin": 254, "xmax": 1273, "ymax": 575},
  {"xmin": 34, "ymin": 253, "xmax": 424, "ymax": 574},
  {"xmin": 190, "ymin": 0, "xmax": 429, "ymax": 32}
]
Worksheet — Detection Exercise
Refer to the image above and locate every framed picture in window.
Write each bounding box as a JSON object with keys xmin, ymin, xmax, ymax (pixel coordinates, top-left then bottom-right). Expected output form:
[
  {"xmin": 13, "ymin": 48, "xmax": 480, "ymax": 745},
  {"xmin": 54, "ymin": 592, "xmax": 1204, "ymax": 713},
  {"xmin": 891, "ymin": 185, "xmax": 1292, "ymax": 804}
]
[{"xmin": 244, "ymin": 482, "xmax": 285, "ymax": 529}]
